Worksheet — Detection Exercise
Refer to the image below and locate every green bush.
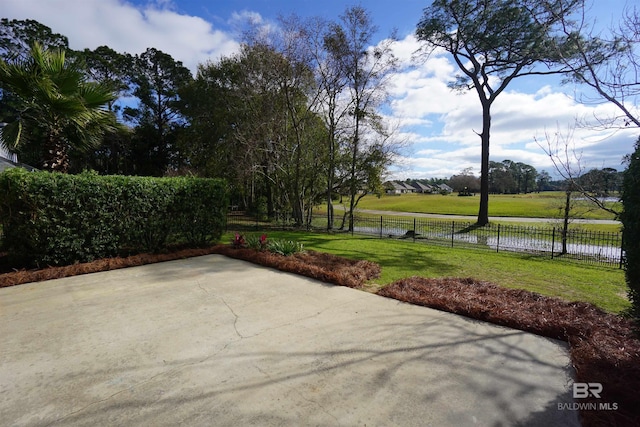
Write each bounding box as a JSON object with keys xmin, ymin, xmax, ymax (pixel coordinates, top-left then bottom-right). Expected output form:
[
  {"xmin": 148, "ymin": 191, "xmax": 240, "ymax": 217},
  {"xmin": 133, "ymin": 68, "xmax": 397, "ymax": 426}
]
[
  {"xmin": 0, "ymin": 169, "xmax": 228, "ymax": 266},
  {"xmin": 245, "ymin": 233, "xmax": 268, "ymax": 251},
  {"xmin": 622, "ymin": 137, "xmax": 640, "ymax": 322},
  {"xmin": 268, "ymin": 239, "xmax": 304, "ymax": 256}
]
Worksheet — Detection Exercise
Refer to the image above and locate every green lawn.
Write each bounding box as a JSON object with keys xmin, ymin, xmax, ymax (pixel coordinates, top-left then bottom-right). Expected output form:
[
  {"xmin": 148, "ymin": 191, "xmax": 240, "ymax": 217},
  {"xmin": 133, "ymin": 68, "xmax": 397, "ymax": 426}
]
[
  {"xmin": 226, "ymin": 230, "xmax": 629, "ymax": 314},
  {"xmin": 355, "ymin": 192, "xmax": 620, "ymax": 220}
]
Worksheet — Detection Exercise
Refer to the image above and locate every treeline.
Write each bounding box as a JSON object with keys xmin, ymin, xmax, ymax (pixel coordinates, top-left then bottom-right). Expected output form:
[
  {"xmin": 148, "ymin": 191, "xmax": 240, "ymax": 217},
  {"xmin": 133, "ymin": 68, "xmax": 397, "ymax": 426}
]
[
  {"xmin": 0, "ymin": 8, "xmax": 399, "ymax": 230},
  {"xmin": 395, "ymin": 161, "xmax": 621, "ymax": 195}
]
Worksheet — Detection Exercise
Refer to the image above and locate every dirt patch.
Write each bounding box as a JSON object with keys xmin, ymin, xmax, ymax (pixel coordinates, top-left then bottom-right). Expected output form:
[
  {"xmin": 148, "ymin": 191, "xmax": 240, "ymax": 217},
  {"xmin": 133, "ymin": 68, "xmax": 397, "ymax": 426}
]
[{"xmin": 378, "ymin": 277, "xmax": 640, "ymax": 427}]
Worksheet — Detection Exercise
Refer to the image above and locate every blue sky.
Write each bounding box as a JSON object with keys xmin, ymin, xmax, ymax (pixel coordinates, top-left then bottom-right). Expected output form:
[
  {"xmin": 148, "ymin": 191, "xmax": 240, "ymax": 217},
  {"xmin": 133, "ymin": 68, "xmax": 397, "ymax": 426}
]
[{"xmin": 3, "ymin": 0, "xmax": 638, "ymax": 179}]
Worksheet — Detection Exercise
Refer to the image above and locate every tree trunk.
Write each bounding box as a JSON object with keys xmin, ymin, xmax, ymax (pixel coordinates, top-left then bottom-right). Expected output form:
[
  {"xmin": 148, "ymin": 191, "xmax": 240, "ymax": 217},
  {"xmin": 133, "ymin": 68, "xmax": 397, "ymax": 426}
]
[
  {"xmin": 477, "ymin": 102, "xmax": 491, "ymax": 226},
  {"xmin": 561, "ymin": 188, "xmax": 572, "ymax": 255},
  {"xmin": 42, "ymin": 127, "xmax": 69, "ymax": 173},
  {"xmin": 326, "ymin": 133, "xmax": 335, "ymax": 231}
]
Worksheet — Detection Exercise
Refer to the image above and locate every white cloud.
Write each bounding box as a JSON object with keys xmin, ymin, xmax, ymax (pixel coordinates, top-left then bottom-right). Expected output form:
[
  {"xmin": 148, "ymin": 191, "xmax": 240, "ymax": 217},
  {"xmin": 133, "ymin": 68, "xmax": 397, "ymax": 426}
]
[{"xmin": 2, "ymin": 0, "xmax": 240, "ymax": 73}]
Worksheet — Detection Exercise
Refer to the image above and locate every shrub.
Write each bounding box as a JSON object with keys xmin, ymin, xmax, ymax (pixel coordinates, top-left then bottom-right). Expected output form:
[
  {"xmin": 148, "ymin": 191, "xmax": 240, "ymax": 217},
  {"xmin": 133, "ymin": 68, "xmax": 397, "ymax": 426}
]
[
  {"xmin": 622, "ymin": 137, "xmax": 640, "ymax": 323},
  {"xmin": 268, "ymin": 239, "xmax": 304, "ymax": 256},
  {"xmin": 0, "ymin": 169, "xmax": 228, "ymax": 266},
  {"xmin": 245, "ymin": 233, "xmax": 268, "ymax": 251}
]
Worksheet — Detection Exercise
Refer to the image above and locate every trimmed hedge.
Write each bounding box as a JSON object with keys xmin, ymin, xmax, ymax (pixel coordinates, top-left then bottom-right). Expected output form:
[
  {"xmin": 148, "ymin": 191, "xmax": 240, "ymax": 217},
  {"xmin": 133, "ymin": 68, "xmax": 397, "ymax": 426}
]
[{"xmin": 0, "ymin": 169, "xmax": 228, "ymax": 267}]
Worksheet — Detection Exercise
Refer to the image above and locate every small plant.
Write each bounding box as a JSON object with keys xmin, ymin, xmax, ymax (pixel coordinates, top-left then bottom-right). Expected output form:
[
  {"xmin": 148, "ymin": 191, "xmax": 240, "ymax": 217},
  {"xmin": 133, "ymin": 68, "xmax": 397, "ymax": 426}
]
[
  {"xmin": 246, "ymin": 233, "xmax": 269, "ymax": 251},
  {"xmin": 268, "ymin": 239, "xmax": 304, "ymax": 256},
  {"xmin": 232, "ymin": 233, "xmax": 246, "ymax": 248}
]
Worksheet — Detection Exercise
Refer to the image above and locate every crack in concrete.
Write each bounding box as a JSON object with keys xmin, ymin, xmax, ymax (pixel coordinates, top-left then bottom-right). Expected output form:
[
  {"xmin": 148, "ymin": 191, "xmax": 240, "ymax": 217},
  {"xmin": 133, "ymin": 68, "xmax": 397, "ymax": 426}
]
[
  {"xmin": 240, "ymin": 297, "xmax": 361, "ymax": 340},
  {"xmin": 48, "ymin": 294, "xmax": 361, "ymax": 425},
  {"xmin": 196, "ymin": 280, "xmax": 209, "ymax": 295},
  {"xmin": 219, "ymin": 296, "xmax": 244, "ymax": 339},
  {"xmin": 298, "ymin": 390, "xmax": 340, "ymax": 424}
]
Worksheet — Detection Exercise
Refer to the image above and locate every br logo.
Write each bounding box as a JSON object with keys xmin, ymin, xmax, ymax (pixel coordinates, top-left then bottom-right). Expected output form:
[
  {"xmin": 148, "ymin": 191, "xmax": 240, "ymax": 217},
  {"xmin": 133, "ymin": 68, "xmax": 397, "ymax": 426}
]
[{"xmin": 573, "ymin": 383, "xmax": 603, "ymax": 399}]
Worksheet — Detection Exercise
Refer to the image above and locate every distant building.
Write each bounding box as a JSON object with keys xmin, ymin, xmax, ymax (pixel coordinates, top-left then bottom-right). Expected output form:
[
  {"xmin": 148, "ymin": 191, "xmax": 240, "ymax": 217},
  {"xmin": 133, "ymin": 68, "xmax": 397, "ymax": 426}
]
[
  {"xmin": 437, "ymin": 183, "xmax": 453, "ymax": 193},
  {"xmin": 384, "ymin": 181, "xmax": 407, "ymax": 194},
  {"xmin": 385, "ymin": 180, "xmax": 440, "ymax": 194},
  {"xmin": 400, "ymin": 182, "xmax": 416, "ymax": 193},
  {"xmin": 411, "ymin": 182, "xmax": 433, "ymax": 193}
]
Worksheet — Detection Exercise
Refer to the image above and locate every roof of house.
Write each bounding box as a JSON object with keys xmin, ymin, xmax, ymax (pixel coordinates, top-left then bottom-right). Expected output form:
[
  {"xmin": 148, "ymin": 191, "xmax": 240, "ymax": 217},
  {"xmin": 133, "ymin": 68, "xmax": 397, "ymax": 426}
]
[
  {"xmin": 0, "ymin": 155, "xmax": 38, "ymax": 173},
  {"xmin": 385, "ymin": 181, "xmax": 406, "ymax": 191},
  {"xmin": 399, "ymin": 182, "xmax": 416, "ymax": 190},
  {"xmin": 411, "ymin": 182, "xmax": 432, "ymax": 191}
]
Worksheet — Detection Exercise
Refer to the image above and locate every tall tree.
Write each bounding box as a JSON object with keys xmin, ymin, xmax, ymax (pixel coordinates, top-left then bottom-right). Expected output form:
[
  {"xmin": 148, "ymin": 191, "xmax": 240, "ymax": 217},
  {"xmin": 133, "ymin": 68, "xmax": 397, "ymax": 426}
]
[
  {"xmin": 298, "ymin": 15, "xmax": 350, "ymax": 230},
  {"xmin": 69, "ymin": 46, "xmax": 135, "ymax": 174},
  {"xmin": 181, "ymin": 43, "xmax": 328, "ymax": 225},
  {"xmin": 178, "ymin": 56, "xmax": 242, "ymax": 179},
  {"xmin": 125, "ymin": 48, "xmax": 192, "ymax": 176},
  {"xmin": 536, "ymin": 170, "xmax": 552, "ymax": 191},
  {"xmin": 326, "ymin": 5, "xmax": 398, "ymax": 231},
  {"xmin": 0, "ymin": 18, "xmax": 68, "ymax": 60},
  {"xmin": 75, "ymin": 46, "xmax": 133, "ymax": 113},
  {"xmin": 0, "ymin": 43, "xmax": 116, "ymax": 172},
  {"xmin": 416, "ymin": 0, "xmax": 583, "ymax": 225}
]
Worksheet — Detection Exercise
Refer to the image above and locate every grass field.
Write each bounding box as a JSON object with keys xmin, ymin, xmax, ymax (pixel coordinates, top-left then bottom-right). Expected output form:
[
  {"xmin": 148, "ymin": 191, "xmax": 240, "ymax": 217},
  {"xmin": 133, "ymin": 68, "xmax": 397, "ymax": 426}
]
[
  {"xmin": 355, "ymin": 191, "xmax": 620, "ymax": 220},
  {"xmin": 225, "ymin": 231, "xmax": 629, "ymax": 314}
]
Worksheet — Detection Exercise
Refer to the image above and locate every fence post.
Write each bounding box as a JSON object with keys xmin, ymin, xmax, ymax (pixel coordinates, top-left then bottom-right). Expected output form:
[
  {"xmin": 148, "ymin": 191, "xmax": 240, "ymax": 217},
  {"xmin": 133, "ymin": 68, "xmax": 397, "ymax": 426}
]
[
  {"xmin": 451, "ymin": 221, "xmax": 455, "ymax": 247},
  {"xmin": 380, "ymin": 216, "xmax": 383, "ymax": 239},
  {"xmin": 496, "ymin": 223, "xmax": 500, "ymax": 253},
  {"xmin": 620, "ymin": 235, "xmax": 625, "ymax": 269},
  {"xmin": 551, "ymin": 227, "xmax": 556, "ymax": 259},
  {"xmin": 413, "ymin": 218, "xmax": 416, "ymax": 242}
]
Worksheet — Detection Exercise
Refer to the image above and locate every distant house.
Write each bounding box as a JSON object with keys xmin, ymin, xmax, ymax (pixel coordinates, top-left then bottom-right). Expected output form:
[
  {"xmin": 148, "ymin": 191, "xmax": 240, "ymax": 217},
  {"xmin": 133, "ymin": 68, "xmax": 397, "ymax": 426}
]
[
  {"xmin": 437, "ymin": 183, "xmax": 453, "ymax": 193},
  {"xmin": 384, "ymin": 181, "xmax": 407, "ymax": 194},
  {"xmin": 400, "ymin": 182, "xmax": 416, "ymax": 193},
  {"xmin": 411, "ymin": 182, "xmax": 433, "ymax": 193}
]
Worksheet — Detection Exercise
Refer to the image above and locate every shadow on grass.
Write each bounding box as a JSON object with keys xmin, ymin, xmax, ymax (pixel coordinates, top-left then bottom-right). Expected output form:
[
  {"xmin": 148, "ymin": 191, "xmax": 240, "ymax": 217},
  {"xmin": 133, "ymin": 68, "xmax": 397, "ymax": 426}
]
[{"xmin": 290, "ymin": 233, "xmax": 459, "ymax": 278}]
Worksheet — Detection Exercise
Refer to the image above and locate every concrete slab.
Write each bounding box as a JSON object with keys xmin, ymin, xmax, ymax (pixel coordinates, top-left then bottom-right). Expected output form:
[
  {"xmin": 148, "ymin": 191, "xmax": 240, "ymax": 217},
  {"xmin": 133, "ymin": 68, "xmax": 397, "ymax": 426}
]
[{"xmin": 0, "ymin": 255, "xmax": 579, "ymax": 426}]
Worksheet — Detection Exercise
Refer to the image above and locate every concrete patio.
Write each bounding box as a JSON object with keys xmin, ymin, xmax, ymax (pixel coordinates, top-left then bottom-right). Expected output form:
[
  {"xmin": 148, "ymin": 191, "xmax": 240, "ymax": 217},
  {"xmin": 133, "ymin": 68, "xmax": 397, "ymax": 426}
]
[{"xmin": 0, "ymin": 255, "xmax": 580, "ymax": 426}]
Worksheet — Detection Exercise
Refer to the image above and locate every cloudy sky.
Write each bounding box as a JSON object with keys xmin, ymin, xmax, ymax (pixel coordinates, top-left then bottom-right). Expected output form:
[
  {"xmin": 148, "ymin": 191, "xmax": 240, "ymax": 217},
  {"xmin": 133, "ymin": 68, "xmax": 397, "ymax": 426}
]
[{"xmin": 3, "ymin": 0, "xmax": 638, "ymax": 179}]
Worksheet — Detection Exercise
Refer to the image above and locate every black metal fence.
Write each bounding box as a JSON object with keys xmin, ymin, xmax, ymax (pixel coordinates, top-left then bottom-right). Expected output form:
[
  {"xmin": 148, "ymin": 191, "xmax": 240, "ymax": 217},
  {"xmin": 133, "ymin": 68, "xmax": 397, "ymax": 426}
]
[{"xmin": 226, "ymin": 212, "xmax": 624, "ymax": 268}]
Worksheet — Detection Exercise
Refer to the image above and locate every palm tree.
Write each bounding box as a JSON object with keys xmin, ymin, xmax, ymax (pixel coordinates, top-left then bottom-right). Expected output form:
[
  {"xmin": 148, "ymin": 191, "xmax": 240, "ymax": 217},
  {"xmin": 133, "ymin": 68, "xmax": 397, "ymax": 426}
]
[{"xmin": 0, "ymin": 42, "xmax": 116, "ymax": 172}]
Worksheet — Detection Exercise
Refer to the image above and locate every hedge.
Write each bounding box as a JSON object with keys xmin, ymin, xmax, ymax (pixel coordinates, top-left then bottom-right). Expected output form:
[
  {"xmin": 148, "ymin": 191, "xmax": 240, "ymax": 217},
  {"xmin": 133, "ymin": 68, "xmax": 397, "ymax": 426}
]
[{"xmin": 0, "ymin": 169, "xmax": 228, "ymax": 267}]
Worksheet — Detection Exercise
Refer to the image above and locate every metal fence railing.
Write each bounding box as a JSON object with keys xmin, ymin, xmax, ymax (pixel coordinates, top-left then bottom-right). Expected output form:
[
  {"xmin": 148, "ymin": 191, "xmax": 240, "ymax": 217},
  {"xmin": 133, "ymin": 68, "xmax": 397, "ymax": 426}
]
[{"xmin": 226, "ymin": 212, "xmax": 624, "ymax": 268}]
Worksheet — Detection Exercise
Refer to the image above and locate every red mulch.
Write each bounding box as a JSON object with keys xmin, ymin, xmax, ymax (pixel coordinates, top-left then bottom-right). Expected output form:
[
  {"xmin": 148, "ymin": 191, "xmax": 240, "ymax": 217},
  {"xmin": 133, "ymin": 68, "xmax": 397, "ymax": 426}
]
[{"xmin": 378, "ymin": 277, "xmax": 640, "ymax": 427}]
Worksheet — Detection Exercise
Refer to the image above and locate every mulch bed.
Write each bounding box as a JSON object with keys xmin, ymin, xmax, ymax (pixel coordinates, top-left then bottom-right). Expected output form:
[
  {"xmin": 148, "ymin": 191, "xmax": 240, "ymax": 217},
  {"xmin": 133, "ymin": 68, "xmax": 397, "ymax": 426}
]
[
  {"xmin": 378, "ymin": 277, "xmax": 640, "ymax": 427},
  {"xmin": 0, "ymin": 245, "xmax": 380, "ymax": 289},
  {"xmin": 1, "ymin": 246, "xmax": 639, "ymax": 425},
  {"xmin": 209, "ymin": 245, "xmax": 380, "ymax": 288}
]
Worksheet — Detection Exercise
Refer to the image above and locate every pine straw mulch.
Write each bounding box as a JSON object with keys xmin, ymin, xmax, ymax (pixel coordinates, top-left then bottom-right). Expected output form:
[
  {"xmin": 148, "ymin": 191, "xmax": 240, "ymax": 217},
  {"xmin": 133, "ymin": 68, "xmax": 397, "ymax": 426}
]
[
  {"xmin": 208, "ymin": 245, "xmax": 381, "ymax": 288},
  {"xmin": 2, "ymin": 247, "xmax": 639, "ymax": 425},
  {"xmin": 0, "ymin": 245, "xmax": 381, "ymax": 289},
  {"xmin": 378, "ymin": 277, "xmax": 640, "ymax": 427}
]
